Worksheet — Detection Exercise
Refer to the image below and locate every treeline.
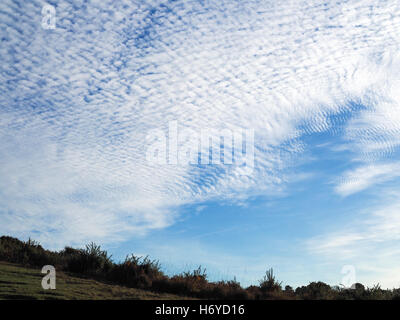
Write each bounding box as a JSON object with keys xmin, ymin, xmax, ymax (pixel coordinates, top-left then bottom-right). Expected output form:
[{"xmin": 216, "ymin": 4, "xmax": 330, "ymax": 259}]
[{"xmin": 0, "ymin": 235, "xmax": 399, "ymax": 300}]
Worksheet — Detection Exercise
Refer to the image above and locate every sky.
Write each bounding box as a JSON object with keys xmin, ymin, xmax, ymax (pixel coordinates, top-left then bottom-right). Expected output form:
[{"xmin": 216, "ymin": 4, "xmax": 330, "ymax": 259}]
[{"xmin": 1, "ymin": 0, "xmax": 400, "ymax": 289}]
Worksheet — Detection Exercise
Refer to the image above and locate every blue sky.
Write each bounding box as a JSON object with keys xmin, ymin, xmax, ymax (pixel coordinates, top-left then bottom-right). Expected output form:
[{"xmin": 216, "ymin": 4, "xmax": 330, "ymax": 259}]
[{"xmin": 1, "ymin": 0, "xmax": 400, "ymax": 289}]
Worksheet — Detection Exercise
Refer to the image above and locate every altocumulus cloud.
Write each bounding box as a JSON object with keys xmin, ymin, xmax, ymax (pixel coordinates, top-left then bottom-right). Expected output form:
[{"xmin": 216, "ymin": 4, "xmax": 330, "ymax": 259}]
[{"xmin": 1, "ymin": 0, "xmax": 400, "ymax": 247}]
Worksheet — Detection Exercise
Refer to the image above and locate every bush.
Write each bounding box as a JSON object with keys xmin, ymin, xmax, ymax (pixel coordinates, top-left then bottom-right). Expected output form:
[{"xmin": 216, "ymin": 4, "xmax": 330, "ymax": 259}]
[
  {"xmin": 259, "ymin": 268, "xmax": 282, "ymax": 295},
  {"xmin": 155, "ymin": 266, "xmax": 209, "ymax": 297},
  {"xmin": 285, "ymin": 285, "xmax": 294, "ymax": 293},
  {"xmin": 61, "ymin": 242, "xmax": 112, "ymax": 276},
  {"xmin": 364, "ymin": 284, "xmax": 392, "ymax": 300},
  {"xmin": 107, "ymin": 254, "xmax": 163, "ymax": 289},
  {"xmin": 211, "ymin": 279, "xmax": 250, "ymax": 300},
  {"xmin": 295, "ymin": 282, "xmax": 335, "ymax": 300},
  {"xmin": 0, "ymin": 236, "xmax": 59, "ymax": 267}
]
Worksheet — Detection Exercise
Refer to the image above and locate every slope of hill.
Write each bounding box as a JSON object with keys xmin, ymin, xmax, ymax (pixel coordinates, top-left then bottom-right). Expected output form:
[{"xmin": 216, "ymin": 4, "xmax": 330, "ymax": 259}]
[
  {"xmin": 2, "ymin": 235, "xmax": 399, "ymax": 300},
  {"xmin": 0, "ymin": 261, "xmax": 188, "ymax": 300}
]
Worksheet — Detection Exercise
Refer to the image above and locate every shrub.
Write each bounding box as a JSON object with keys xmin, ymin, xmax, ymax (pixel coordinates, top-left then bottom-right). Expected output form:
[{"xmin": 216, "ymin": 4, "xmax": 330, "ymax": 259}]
[
  {"xmin": 285, "ymin": 285, "xmax": 294, "ymax": 293},
  {"xmin": 259, "ymin": 268, "xmax": 282, "ymax": 295},
  {"xmin": 392, "ymin": 288, "xmax": 400, "ymax": 300},
  {"xmin": 61, "ymin": 242, "xmax": 112, "ymax": 276},
  {"xmin": 364, "ymin": 284, "xmax": 391, "ymax": 300},
  {"xmin": 295, "ymin": 282, "xmax": 334, "ymax": 300},
  {"xmin": 211, "ymin": 279, "xmax": 250, "ymax": 299},
  {"xmin": 107, "ymin": 254, "xmax": 163, "ymax": 289},
  {"xmin": 152, "ymin": 266, "xmax": 212, "ymax": 298},
  {"xmin": 0, "ymin": 236, "xmax": 59, "ymax": 267},
  {"xmin": 335, "ymin": 283, "xmax": 367, "ymax": 300},
  {"xmin": 246, "ymin": 285, "xmax": 262, "ymax": 300}
]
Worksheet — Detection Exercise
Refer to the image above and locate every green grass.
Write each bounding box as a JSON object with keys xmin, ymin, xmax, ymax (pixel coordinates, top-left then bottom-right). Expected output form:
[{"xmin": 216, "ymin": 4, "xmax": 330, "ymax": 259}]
[{"xmin": 0, "ymin": 261, "xmax": 190, "ymax": 300}]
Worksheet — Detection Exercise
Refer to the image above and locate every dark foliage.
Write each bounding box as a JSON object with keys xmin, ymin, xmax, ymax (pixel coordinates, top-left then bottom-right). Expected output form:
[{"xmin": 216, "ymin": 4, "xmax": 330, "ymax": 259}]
[
  {"xmin": 107, "ymin": 254, "xmax": 163, "ymax": 289},
  {"xmin": 1, "ymin": 235, "xmax": 398, "ymax": 300}
]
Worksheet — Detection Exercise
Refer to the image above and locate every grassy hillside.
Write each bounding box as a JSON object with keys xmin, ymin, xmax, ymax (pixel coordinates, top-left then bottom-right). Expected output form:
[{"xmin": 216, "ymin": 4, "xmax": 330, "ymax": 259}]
[
  {"xmin": 2, "ymin": 235, "xmax": 400, "ymax": 300},
  {"xmin": 0, "ymin": 261, "xmax": 188, "ymax": 300}
]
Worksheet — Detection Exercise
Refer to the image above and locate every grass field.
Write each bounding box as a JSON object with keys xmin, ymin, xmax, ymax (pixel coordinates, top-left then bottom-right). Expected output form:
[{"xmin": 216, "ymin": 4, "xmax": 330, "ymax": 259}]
[{"xmin": 0, "ymin": 261, "xmax": 189, "ymax": 300}]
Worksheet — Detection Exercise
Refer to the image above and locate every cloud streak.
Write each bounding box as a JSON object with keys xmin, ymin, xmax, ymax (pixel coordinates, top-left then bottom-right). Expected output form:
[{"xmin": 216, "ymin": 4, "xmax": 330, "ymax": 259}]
[{"xmin": 335, "ymin": 162, "xmax": 400, "ymax": 196}]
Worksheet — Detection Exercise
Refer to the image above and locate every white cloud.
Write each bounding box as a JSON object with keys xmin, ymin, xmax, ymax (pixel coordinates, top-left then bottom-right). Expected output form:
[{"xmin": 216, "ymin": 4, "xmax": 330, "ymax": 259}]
[
  {"xmin": 335, "ymin": 162, "xmax": 400, "ymax": 196},
  {"xmin": 1, "ymin": 0, "xmax": 400, "ymax": 246}
]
